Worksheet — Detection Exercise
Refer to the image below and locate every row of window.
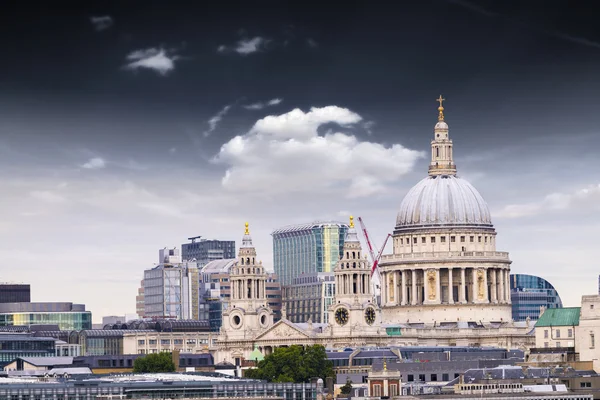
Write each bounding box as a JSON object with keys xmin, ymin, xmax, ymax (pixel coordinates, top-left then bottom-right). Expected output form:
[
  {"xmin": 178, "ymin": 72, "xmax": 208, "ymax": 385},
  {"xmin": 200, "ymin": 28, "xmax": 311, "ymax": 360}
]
[
  {"xmin": 543, "ymin": 328, "xmax": 573, "ymax": 339},
  {"xmin": 400, "ymin": 235, "xmax": 491, "ymax": 245},
  {"xmin": 137, "ymin": 339, "xmax": 206, "ymax": 346}
]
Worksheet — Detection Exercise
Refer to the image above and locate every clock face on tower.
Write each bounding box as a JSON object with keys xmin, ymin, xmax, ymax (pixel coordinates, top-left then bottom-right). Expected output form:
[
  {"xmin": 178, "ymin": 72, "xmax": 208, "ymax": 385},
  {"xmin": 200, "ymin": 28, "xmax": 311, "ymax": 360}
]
[
  {"xmin": 365, "ymin": 307, "xmax": 376, "ymax": 325},
  {"xmin": 335, "ymin": 307, "xmax": 349, "ymax": 326}
]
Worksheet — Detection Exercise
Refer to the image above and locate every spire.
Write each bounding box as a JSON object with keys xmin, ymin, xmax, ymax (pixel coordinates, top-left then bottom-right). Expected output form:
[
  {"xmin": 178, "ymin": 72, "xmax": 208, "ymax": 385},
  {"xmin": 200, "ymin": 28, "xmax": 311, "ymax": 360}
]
[
  {"xmin": 428, "ymin": 95, "xmax": 457, "ymax": 177},
  {"xmin": 436, "ymin": 95, "xmax": 445, "ymax": 121},
  {"xmin": 241, "ymin": 222, "xmax": 254, "ymax": 248},
  {"xmin": 344, "ymin": 215, "xmax": 360, "ymax": 243},
  {"xmin": 349, "ymin": 215, "xmax": 355, "ymax": 228}
]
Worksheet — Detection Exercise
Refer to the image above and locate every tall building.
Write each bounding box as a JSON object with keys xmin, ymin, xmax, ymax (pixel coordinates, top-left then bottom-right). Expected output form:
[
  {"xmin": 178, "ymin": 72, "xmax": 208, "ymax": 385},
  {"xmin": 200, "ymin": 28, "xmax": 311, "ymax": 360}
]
[
  {"xmin": 378, "ymin": 96, "xmax": 513, "ymax": 324},
  {"xmin": 510, "ymin": 274, "xmax": 563, "ymax": 321},
  {"xmin": 272, "ymin": 222, "xmax": 348, "ymax": 286},
  {"xmin": 283, "ymin": 272, "xmax": 335, "ymax": 324},
  {"xmin": 0, "ymin": 284, "xmax": 31, "ymax": 303},
  {"xmin": 181, "ymin": 236, "xmax": 235, "ymax": 266},
  {"xmin": 143, "ymin": 248, "xmax": 200, "ymax": 320},
  {"xmin": 135, "ymin": 280, "xmax": 144, "ymax": 318}
]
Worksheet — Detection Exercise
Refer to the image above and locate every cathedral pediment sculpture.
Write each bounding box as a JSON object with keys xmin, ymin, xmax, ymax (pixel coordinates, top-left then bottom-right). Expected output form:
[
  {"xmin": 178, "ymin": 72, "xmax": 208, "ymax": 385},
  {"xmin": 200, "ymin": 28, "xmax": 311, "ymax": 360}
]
[{"xmin": 255, "ymin": 321, "xmax": 311, "ymax": 341}]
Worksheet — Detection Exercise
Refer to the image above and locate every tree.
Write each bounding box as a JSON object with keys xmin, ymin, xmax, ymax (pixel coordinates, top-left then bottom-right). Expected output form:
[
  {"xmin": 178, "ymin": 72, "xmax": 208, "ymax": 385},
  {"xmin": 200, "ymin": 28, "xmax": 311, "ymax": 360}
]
[
  {"xmin": 245, "ymin": 344, "xmax": 333, "ymax": 383},
  {"xmin": 133, "ymin": 352, "xmax": 176, "ymax": 373},
  {"xmin": 340, "ymin": 377, "xmax": 353, "ymax": 396}
]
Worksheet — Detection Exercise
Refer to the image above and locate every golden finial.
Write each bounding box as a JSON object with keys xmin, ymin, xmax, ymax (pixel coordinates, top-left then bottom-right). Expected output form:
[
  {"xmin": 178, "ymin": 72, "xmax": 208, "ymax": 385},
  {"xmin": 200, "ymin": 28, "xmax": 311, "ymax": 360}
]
[
  {"xmin": 244, "ymin": 222, "xmax": 249, "ymax": 235},
  {"xmin": 383, "ymin": 360, "xmax": 387, "ymax": 371},
  {"xmin": 436, "ymin": 95, "xmax": 445, "ymax": 121},
  {"xmin": 349, "ymin": 215, "xmax": 354, "ymax": 229}
]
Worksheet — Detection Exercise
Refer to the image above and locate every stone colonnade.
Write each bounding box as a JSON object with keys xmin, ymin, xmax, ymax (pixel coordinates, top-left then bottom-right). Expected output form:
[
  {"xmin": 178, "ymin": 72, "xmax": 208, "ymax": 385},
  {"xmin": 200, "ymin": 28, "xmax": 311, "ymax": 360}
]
[
  {"xmin": 232, "ymin": 277, "xmax": 266, "ymax": 300},
  {"xmin": 379, "ymin": 267, "xmax": 510, "ymax": 306}
]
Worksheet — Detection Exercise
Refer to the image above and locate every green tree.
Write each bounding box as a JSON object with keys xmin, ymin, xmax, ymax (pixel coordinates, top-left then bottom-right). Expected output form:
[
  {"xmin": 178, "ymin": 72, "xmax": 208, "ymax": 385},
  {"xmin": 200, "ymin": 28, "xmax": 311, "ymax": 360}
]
[
  {"xmin": 340, "ymin": 377, "xmax": 353, "ymax": 395},
  {"xmin": 133, "ymin": 352, "xmax": 176, "ymax": 373},
  {"xmin": 245, "ymin": 345, "xmax": 333, "ymax": 383}
]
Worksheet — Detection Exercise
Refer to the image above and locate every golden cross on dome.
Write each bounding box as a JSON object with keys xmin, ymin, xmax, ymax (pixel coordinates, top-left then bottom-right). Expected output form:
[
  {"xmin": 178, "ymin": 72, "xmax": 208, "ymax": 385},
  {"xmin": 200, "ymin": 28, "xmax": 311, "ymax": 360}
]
[
  {"xmin": 244, "ymin": 222, "xmax": 249, "ymax": 235},
  {"xmin": 349, "ymin": 215, "xmax": 354, "ymax": 228},
  {"xmin": 436, "ymin": 95, "xmax": 446, "ymax": 121}
]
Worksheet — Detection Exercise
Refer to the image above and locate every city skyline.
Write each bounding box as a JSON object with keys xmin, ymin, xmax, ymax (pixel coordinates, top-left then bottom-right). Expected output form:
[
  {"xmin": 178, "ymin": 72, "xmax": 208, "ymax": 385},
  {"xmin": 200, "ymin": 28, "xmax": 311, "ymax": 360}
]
[{"xmin": 0, "ymin": 1, "xmax": 599, "ymax": 320}]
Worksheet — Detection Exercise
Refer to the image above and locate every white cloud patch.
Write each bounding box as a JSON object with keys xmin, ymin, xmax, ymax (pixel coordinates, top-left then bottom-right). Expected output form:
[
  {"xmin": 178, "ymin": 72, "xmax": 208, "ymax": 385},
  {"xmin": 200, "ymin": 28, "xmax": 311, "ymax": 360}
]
[
  {"xmin": 30, "ymin": 190, "xmax": 66, "ymax": 204},
  {"xmin": 90, "ymin": 15, "xmax": 113, "ymax": 31},
  {"xmin": 494, "ymin": 183, "xmax": 600, "ymax": 218},
  {"xmin": 81, "ymin": 157, "xmax": 106, "ymax": 170},
  {"xmin": 218, "ymin": 37, "xmax": 268, "ymax": 55},
  {"xmin": 213, "ymin": 106, "xmax": 423, "ymax": 197},
  {"xmin": 124, "ymin": 48, "xmax": 178, "ymax": 76},
  {"xmin": 243, "ymin": 98, "xmax": 283, "ymax": 110},
  {"xmin": 203, "ymin": 105, "xmax": 232, "ymax": 137}
]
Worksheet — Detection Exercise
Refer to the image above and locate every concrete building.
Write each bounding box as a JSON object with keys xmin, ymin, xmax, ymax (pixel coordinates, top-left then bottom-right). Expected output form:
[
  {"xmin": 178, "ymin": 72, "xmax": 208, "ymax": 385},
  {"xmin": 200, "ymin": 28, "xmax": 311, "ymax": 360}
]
[
  {"xmin": 143, "ymin": 248, "xmax": 200, "ymax": 320},
  {"xmin": 272, "ymin": 221, "xmax": 348, "ymax": 286},
  {"xmin": 534, "ymin": 308, "xmax": 579, "ymax": 349},
  {"xmin": 135, "ymin": 280, "xmax": 144, "ymax": 318},
  {"xmin": 511, "ymin": 274, "xmax": 563, "ymax": 321},
  {"xmin": 0, "ymin": 284, "xmax": 30, "ymax": 303},
  {"xmin": 577, "ymin": 295, "xmax": 600, "ymax": 373},
  {"xmin": 0, "ymin": 302, "xmax": 91, "ymax": 331},
  {"xmin": 181, "ymin": 236, "xmax": 235, "ymax": 266},
  {"xmin": 283, "ymin": 272, "xmax": 335, "ymax": 323}
]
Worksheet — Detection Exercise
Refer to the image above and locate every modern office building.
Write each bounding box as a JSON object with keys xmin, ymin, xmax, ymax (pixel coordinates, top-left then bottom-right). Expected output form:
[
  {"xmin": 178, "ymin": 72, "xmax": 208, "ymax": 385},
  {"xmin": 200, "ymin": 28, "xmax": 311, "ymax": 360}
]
[
  {"xmin": 181, "ymin": 236, "xmax": 235, "ymax": 265},
  {"xmin": 272, "ymin": 221, "xmax": 348, "ymax": 286},
  {"xmin": 143, "ymin": 248, "xmax": 200, "ymax": 320},
  {"xmin": 0, "ymin": 284, "xmax": 31, "ymax": 303},
  {"xmin": 200, "ymin": 259, "xmax": 282, "ymax": 331},
  {"xmin": 510, "ymin": 274, "xmax": 563, "ymax": 321},
  {"xmin": 282, "ymin": 272, "xmax": 335, "ymax": 323},
  {"xmin": 0, "ymin": 302, "xmax": 92, "ymax": 330},
  {"xmin": 0, "ymin": 334, "xmax": 56, "ymax": 366}
]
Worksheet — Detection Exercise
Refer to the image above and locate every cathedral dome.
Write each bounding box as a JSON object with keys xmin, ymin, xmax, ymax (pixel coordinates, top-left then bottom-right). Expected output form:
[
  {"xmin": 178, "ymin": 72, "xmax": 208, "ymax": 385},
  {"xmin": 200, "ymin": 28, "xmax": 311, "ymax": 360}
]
[{"xmin": 395, "ymin": 175, "xmax": 493, "ymax": 232}]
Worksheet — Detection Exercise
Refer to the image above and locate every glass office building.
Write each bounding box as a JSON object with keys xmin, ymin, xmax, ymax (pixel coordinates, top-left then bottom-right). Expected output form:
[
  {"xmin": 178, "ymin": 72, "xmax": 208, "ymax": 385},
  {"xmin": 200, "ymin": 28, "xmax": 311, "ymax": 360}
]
[
  {"xmin": 0, "ymin": 334, "xmax": 56, "ymax": 366},
  {"xmin": 182, "ymin": 236, "xmax": 236, "ymax": 266},
  {"xmin": 0, "ymin": 284, "xmax": 30, "ymax": 303},
  {"xmin": 272, "ymin": 222, "xmax": 348, "ymax": 286},
  {"xmin": 510, "ymin": 274, "xmax": 563, "ymax": 321},
  {"xmin": 283, "ymin": 272, "xmax": 335, "ymax": 323},
  {"xmin": 0, "ymin": 302, "xmax": 92, "ymax": 330}
]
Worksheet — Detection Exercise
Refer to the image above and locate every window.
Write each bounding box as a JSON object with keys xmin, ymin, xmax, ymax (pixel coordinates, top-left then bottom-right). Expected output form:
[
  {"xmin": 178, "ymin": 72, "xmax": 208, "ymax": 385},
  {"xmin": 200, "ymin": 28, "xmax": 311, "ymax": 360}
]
[
  {"xmin": 400, "ymin": 238, "xmax": 403, "ymax": 245},
  {"xmin": 407, "ymin": 374, "xmax": 414, "ymax": 382},
  {"xmin": 544, "ymin": 330, "xmax": 549, "ymax": 338},
  {"xmin": 137, "ymin": 340, "xmax": 145, "ymax": 345},
  {"xmin": 478, "ymin": 236, "xmax": 482, "ymax": 243},
  {"xmin": 373, "ymin": 384, "xmax": 381, "ymax": 397},
  {"xmin": 421, "ymin": 237, "xmax": 426, "ymax": 244},
  {"xmin": 442, "ymin": 373, "xmax": 449, "ymax": 381},
  {"xmin": 580, "ymin": 382, "xmax": 592, "ymax": 388},
  {"xmin": 485, "ymin": 236, "xmax": 488, "ymax": 243},
  {"xmin": 460, "ymin": 236, "xmax": 465, "ymax": 243},
  {"xmin": 591, "ymin": 304, "xmax": 595, "ymax": 310},
  {"xmin": 413, "ymin": 237, "xmax": 417, "ymax": 244},
  {"xmin": 149, "ymin": 340, "xmax": 157, "ymax": 345},
  {"xmin": 441, "ymin": 237, "xmax": 446, "ymax": 243},
  {"xmin": 161, "ymin": 339, "xmax": 171, "ymax": 345},
  {"xmin": 390, "ymin": 384, "xmax": 398, "ymax": 396},
  {"xmin": 470, "ymin": 236, "xmax": 474, "ymax": 242},
  {"xmin": 431, "ymin": 237, "xmax": 436, "ymax": 243},
  {"xmin": 450, "ymin": 236, "xmax": 455, "ymax": 242},
  {"xmin": 591, "ymin": 333, "xmax": 595, "ymax": 349},
  {"xmin": 419, "ymin": 374, "xmax": 426, "ymax": 382},
  {"xmin": 556, "ymin": 329, "xmax": 561, "ymax": 338},
  {"xmin": 568, "ymin": 329, "xmax": 573, "ymax": 338},
  {"xmin": 431, "ymin": 374, "xmax": 437, "ymax": 382}
]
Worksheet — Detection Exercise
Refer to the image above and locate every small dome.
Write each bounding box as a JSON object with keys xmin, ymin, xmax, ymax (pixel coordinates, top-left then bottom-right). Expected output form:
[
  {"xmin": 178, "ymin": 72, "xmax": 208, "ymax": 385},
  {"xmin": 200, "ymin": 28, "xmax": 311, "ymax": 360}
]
[
  {"xmin": 435, "ymin": 121, "xmax": 448, "ymax": 130},
  {"xmin": 396, "ymin": 175, "xmax": 492, "ymax": 232}
]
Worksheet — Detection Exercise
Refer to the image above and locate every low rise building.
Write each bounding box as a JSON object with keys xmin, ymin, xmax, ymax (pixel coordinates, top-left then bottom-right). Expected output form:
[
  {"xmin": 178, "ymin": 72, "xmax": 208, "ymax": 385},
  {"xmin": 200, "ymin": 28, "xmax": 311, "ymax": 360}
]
[
  {"xmin": 0, "ymin": 302, "xmax": 91, "ymax": 331},
  {"xmin": 534, "ymin": 307, "xmax": 579, "ymax": 349},
  {"xmin": 0, "ymin": 334, "xmax": 56, "ymax": 367}
]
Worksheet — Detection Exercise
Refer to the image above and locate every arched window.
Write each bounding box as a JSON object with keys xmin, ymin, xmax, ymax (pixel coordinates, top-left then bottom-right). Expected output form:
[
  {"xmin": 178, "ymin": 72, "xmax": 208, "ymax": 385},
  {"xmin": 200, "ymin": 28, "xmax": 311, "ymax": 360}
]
[
  {"xmin": 352, "ymin": 251, "xmax": 356, "ymax": 259},
  {"xmin": 436, "ymin": 147, "xmax": 439, "ymax": 157},
  {"xmin": 353, "ymin": 262, "xmax": 356, "ymax": 268},
  {"xmin": 246, "ymin": 257, "xmax": 250, "ymax": 265},
  {"xmin": 241, "ymin": 259, "xmax": 244, "ymax": 265}
]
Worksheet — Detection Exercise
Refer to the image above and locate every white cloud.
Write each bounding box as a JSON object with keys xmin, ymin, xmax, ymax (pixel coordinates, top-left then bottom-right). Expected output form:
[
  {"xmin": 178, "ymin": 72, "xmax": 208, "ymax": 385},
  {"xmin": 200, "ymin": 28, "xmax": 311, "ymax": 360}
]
[
  {"xmin": 218, "ymin": 37, "xmax": 268, "ymax": 55},
  {"xmin": 30, "ymin": 190, "xmax": 66, "ymax": 204},
  {"xmin": 124, "ymin": 48, "xmax": 178, "ymax": 76},
  {"xmin": 243, "ymin": 98, "xmax": 283, "ymax": 110},
  {"xmin": 81, "ymin": 157, "xmax": 106, "ymax": 169},
  {"xmin": 212, "ymin": 106, "xmax": 423, "ymax": 197},
  {"xmin": 494, "ymin": 183, "xmax": 600, "ymax": 218},
  {"xmin": 203, "ymin": 105, "xmax": 232, "ymax": 137},
  {"xmin": 90, "ymin": 15, "xmax": 113, "ymax": 31}
]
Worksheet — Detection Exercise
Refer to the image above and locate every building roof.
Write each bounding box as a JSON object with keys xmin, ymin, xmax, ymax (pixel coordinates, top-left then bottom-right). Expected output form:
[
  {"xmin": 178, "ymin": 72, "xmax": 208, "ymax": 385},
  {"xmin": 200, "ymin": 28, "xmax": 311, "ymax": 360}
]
[
  {"xmin": 271, "ymin": 221, "xmax": 348, "ymax": 235},
  {"xmin": 535, "ymin": 307, "xmax": 580, "ymax": 327},
  {"xmin": 15, "ymin": 357, "xmax": 74, "ymax": 366},
  {"xmin": 201, "ymin": 258, "xmax": 237, "ymax": 274}
]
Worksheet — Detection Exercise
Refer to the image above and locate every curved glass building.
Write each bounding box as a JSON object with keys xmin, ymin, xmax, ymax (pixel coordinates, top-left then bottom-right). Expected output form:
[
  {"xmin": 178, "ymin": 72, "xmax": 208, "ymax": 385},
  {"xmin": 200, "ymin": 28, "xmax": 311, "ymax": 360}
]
[{"xmin": 510, "ymin": 274, "xmax": 563, "ymax": 321}]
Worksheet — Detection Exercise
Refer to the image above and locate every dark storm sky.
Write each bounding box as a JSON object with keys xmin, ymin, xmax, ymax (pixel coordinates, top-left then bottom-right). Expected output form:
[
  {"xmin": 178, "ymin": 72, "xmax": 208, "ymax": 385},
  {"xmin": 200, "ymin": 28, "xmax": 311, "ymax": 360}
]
[{"xmin": 0, "ymin": 0, "xmax": 598, "ymax": 318}]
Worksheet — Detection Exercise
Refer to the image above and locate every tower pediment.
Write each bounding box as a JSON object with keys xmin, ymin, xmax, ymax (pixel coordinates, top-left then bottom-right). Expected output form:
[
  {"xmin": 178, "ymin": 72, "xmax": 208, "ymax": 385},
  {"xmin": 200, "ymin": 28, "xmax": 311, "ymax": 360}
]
[{"xmin": 254, "ymin": 320, "xmax": 312, "ymax": 341}]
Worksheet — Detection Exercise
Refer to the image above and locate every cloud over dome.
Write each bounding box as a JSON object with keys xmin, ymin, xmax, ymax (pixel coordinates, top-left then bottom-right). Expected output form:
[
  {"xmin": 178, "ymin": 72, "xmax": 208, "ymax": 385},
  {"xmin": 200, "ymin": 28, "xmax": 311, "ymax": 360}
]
[{"xmin": 212, "ymin": 106, "xmax": 423, "ymax": 197}]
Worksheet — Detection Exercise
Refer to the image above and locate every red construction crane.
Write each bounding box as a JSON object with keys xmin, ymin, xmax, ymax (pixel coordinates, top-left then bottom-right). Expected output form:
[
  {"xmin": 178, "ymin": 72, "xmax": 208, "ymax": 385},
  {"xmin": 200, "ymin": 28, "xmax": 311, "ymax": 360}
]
[{"xmin": 357, "ymin": 217, "xmax": 391, "ymax": 276}]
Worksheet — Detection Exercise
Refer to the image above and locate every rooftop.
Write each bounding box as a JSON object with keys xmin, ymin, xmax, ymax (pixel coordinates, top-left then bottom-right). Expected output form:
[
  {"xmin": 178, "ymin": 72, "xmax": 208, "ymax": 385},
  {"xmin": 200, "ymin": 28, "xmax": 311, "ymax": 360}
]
[
  {"xmin": 535, "ymin": 307, "xmax": 581, "ymax": 327},
  {"xmin": 271, "ymin": 221, "xmax": 348, "ymax": 235}
]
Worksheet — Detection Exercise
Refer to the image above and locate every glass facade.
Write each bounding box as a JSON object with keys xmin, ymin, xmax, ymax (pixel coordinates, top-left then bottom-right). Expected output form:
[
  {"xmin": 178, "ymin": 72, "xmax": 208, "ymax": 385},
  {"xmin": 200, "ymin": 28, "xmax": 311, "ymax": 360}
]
[
  {"xmin": 510, "ymin": 274, "xmax": 563, "ymax": 321},
  {"xmin": 0, "ymin": 284, "xmax": 30, "ymax": 303},
  {"xmin": 283, "ymin": 272, "xmax": 335, "ymax": 323},
  {"xmin": 182, "ymin": 238, "xmax": 236, "ymax": 265},
  {"xmin": 0, "ymin": 311, "xmax": 91, "ymax": 330},
  {"xmin": 272, "ymin": 222, "xmax": 348, "ymax": 286},
  {"xmin": 0, "ymin": 335, "xmax": 56, "ymax": 365},
  {"xmin": 144, "ymin": 263, "xmax": 199, "ymax": 319}
]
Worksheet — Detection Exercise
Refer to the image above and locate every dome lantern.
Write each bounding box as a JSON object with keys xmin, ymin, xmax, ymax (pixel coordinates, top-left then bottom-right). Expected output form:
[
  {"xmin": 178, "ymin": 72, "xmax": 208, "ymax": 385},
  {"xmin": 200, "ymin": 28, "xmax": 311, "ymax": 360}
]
[{"xmin": 429, "ymin": 95, "xmax": 457, "ymax": 177}]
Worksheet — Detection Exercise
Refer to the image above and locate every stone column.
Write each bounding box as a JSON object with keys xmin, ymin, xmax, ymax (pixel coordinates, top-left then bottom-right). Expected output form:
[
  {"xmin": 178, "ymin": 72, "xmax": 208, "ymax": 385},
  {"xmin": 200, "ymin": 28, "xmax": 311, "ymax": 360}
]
[
  {"xmin": 499, "ymin": 269, "xmax": 505, "ymax": 303},
  {"xmin": 393, "ymin": 271, "xmax": 398, "ymax": 305},
  {"xmin": 436, "ymin": 269, "xmax": 441, "ymax": 304},
  {"xmin": 483, "ymin": 270, "xmax": 489, "ymax": 303},
  {"xmin": 412, "ymin": 269, "xmax": 417, "ymax": 305},
  {"xmin": 381, "ymin": 272, "xmax": 387, "ymax": 304},
  {"xmin": 460, "ymin": 268, "xmax": 466, "ymax": 303},
  {"xmin": 491, "ymin": 268, "xmax": 497, "ymax": 303},
  {"xmin": 505, "ymin": 270, "xmax": 511, "ymax": 303},
  {"xmin": 401, "ymin": 270, "xmax": 407, "ymax": 306},
  {"xmin": 471, "ymin": 268, "xmax": 478, "ymax": 303},
  {"xmin": 448, "ymin": 268, "xmax": 454, "ymax": 304}
]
